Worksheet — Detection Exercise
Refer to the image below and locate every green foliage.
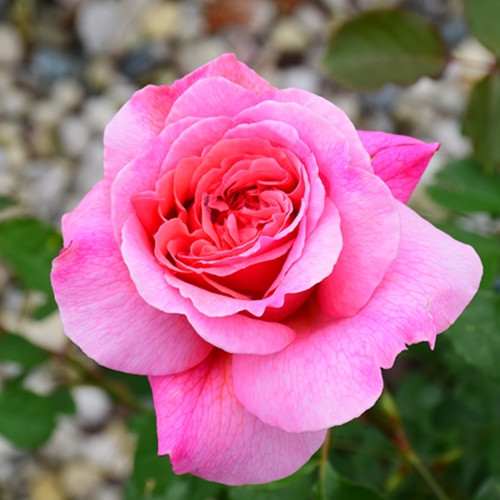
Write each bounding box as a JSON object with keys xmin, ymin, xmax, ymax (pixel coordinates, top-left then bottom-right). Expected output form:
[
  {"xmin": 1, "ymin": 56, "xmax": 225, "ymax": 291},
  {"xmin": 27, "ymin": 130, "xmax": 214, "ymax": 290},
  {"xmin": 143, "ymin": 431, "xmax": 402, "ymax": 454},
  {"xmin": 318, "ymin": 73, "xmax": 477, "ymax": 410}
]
[
  {"xmin": 0, "ymin": 216, "xmax": 62, "ymax": 318},
  {"xmin": 0, "ymin": 197, "xmax": 15, "ymax": 211},
  {"xmin": 125, "ymin": 412, "xmax": 174, "ymax": 499},
  {"xmin": 446, "ymin": 290, "xmax": 500, "ymax": 380},
  {"xmin": 324, "ymin": 9, "xmax": 446, "ymax": 89},
  {"xmin": 0, "ymin": 332, "xmax": 47, "ymax": 370},
  {"xmin": 475, "ymin": 477, "xmax": 500, "ymax": 500},
  {"xmin": 463, "ymin": 73, "xmax": 500, "ymax": 172},
  {"xmin": 49, "ymin": 387, "xmax": 76, "ymax": 415},
  {"xmin": 229, "ymin": 463, "xmax": 316, "ymax": 500},
  {"xmin": 0, "ymin": 386, "xmax": 57, "ymax": 449},
  {"xmin": 316, "ymin": 462, "xmax": 386, "ymax": 500},
  {"xmin": 427, "ymin": 157, "xmax": 500, "ymax": 215},
  {"xmin": 464, "ymin": 0, "xmax": 500, "ymax": 62},
  {"xmin": 124, "ymin": 412, "xmax": 224, "ymax": 500}
]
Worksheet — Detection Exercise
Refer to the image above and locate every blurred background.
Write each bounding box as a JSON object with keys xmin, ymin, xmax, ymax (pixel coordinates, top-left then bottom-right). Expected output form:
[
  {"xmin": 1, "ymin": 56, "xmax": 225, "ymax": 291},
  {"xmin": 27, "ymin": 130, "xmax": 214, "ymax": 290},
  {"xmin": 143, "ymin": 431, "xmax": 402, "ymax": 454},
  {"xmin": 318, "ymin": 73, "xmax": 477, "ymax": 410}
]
[{"xmin": 0, "ymin": 0, "xmax": 499, "ymax": 499}]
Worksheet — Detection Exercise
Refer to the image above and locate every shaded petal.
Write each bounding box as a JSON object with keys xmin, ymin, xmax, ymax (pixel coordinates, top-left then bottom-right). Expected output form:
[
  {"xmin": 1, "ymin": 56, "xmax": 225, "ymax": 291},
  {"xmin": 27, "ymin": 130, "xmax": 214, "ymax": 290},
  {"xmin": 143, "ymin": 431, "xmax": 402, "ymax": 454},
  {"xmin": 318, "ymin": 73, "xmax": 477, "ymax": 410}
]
[
  {"xmin": 359, "ymin": 131, "xmax": 439, "ymax": 203},
  {"xmin": 150, "ymin": 351, "xmax": 326, "ymax": 485},
  {"xmin": 51, "ymin": 182, "xmax": 212, "ymax": 375},
  {"xmin": 318, "ymin": 167, "xmax": 399, "ymax": 318},
  {"xmin": 233, "ymin": 204, "xmax": 481, "ymax": 432},
  {"xmin": 163, "ymin": 198, "xmax": 341, "ymax": 319}
]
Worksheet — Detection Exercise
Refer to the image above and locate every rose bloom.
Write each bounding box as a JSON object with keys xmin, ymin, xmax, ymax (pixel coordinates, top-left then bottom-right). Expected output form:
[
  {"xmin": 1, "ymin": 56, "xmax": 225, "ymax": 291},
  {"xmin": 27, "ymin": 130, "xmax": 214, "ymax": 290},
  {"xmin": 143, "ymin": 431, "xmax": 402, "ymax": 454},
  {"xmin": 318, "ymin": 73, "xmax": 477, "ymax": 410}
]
[{"xmin": 51, "ymin": 54, "xmax": 481, "ymax": 485}]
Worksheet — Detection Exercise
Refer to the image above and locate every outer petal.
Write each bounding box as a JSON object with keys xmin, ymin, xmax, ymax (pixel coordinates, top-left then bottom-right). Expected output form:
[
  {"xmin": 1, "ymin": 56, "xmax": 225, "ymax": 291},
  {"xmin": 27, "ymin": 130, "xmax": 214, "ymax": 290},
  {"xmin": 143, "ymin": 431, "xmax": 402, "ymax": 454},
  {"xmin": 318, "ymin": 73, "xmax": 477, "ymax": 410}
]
[
  {"xmin": 51, "ymin": 182, "xmax": 212, "ymax": 375},
  {"xmin": 150, "ymin": 351, "xmax": 326, "ymax": 485},
  {"xmin": 103, "ymin": 53, "xmax": 272, "ymax": 195},
  {"xmin": 233, "ymin": 204, "xmax": 481, "ymax": 433},
  {"xmin": 359, "ymin": 131, "xmax": 439, "ymax": 203},
  {"xmin": 318, "ymin": 167, "xmax": 400, "ymax": 318}
]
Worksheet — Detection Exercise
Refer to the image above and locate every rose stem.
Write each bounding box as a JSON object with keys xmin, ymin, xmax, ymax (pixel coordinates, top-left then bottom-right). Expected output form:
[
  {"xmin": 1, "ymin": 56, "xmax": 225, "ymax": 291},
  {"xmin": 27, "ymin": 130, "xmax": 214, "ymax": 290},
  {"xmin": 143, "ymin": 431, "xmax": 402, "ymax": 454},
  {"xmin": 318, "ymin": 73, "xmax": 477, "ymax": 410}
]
[
  {"xmin": 365, "ymin": 389, "xmax": 451, "ymax": 500},
  {"xmin": 318, "ymin": 428, "xmax": 331, "ymax": 499}
]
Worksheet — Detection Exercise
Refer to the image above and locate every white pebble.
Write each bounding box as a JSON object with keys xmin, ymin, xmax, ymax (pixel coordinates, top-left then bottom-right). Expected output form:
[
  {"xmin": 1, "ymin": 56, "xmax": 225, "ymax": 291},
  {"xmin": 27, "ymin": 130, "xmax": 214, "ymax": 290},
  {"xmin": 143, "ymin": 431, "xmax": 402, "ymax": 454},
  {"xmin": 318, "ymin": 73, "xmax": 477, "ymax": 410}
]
[
  {"xmin": 71, "ymin": 385, "xmax": 112, "ymax": 428},
  {"xmin": 140, "ymin": 1, "xmax": 182, "ymax": 40},
  {"xmin": 280, "ymin": 66, "xmax": 321, "ymax": 94},
  {"xmin": 271, "ymin": 19, "xmax": 311, "ymax": 53},
  {"xmin": 59, "ymin": 115, "xmax": 91, "ymax": 158},
  {"xmin": 0, "ymin": 25, "xmax": 23, "ymax": 65},
  {"xmin": 84, "ymin": 96, "xmax": 118, "ymax": 133}
]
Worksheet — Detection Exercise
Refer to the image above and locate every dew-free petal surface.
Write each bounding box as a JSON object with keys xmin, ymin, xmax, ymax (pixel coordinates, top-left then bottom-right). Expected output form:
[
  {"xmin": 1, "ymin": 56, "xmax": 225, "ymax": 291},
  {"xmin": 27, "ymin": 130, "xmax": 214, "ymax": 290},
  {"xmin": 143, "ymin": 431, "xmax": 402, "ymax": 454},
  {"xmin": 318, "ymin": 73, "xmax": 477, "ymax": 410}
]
[
  {"xmin": 274, "ymin": 88, "xmax": 372, "ymax": 171},
  {"xmin": 233, "ymin": 204, "xmax": 482, "ymax": 433},
  {"xmin": 51, "ymin": 182, "xmax": 212, "ymax": 375},
  {"xmin": 318, "ymin": 167, "xmax": 400, "ymax": 318},
  {"xmin": 121, "ymin": 213, "xmax": 296, "ymax": 355},
  {"xmin": 103, "ymin": 54, "xmax": 272, "ymax": 196},
  {"xmin": 150, "ymin": 351, "xmax": 326, "ymax": 485},
  {"xmin": 359, "ymin": 130, "xmax": 439, "ymax": 203}
]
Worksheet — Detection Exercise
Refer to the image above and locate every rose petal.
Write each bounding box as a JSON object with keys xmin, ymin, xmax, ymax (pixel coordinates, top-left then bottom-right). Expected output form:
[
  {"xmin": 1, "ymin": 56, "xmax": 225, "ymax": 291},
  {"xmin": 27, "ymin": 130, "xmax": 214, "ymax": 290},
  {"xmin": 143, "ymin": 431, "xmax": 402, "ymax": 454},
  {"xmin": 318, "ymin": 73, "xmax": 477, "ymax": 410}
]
[
  {"xmin": 273, "ymin": 88, "xmax": 371, "ymax": 171},
  {"xmin": 233, "ymin": 298, "xmax": 384, "ymax": 433},
  {"xmin": 121, "ymin": 213, "xmax": 297, "ymax": 354},
  {"xmin": 318, "ymin": 167, "xmax": 400, "ymax": 318},
  {"xmin": 103, "ymin": 84, "xmax": 178, "ymax": 198},
  {"xmin": 51, "ymin": 182, "xmax": 212, "ymax": 375},
  {"xmin": 163, "ymin": 198, "xmax": 341, "ymax": 318},
  {"xmin": 150, "ymin": 351, "xmax": 326, "ymax": 485},
  {"xmin": 165, "ymin": 77, "xmax": 266, "ymax": 125},
  {"xmin": 235, "ymin": 101, "xmax": 350, "ymax": 186},
  {"xmin": 111, "ymin": 116, "xmax": 234, "ymax": 243},
  {"xmin": 233, "ymin": 204, "xmax": 482, "ymax": 432},
  {"xmin": 359, "ymin": 131, "xmax": 440, "ymax": 203}
]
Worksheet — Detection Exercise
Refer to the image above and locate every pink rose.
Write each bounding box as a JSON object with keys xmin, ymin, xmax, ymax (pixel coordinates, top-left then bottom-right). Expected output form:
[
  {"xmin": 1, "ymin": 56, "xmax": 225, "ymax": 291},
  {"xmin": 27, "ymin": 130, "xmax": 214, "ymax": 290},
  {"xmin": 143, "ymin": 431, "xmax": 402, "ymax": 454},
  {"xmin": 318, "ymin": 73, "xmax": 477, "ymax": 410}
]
[{"xmin": 51, "ymin": 54, "xmax": 481, "ymax": 485}]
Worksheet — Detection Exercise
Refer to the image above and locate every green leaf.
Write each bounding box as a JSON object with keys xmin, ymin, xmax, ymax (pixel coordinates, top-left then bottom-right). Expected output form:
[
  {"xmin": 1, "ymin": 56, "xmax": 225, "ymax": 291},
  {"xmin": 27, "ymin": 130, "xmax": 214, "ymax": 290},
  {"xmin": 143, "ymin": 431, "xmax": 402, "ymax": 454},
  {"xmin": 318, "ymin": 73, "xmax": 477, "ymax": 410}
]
[
  {"xmin": 0, "ymin": 196, "xmax": 15, "ymax": 211},
  {"xmin": 0, "ymin": 216, "xmax": 62, "ymax": 317},
  {"xmin": 0, "ymin": 332, "xmax": 47, "ymax": 369},
  {"xmin": 463, "ymin": 73, "xmax": 500, "ymax": 172},
  {"xmin": 126, "ymin": 412, "xmax": 174, "ymax": 498},
  {"xmin": 464, "ymin": 0, "xmax": 500, "ymax": 61},
  {"xmin": 0, "ymin": 387, "xmax": 57, "ymax": 449},
  {"xmin": 0, "ymin": 216, "xmax": 62, "ymax": 294},
  {"xmin": 447, "ymin": 290, "xmax": 500, "ymax": 380},
  {"xmin": 316, "ymin": 462, "xmax": 386, "ymax": 500},
  {"xmin": 229, "ymin": 462, "xmax": 316, "ymax": 500},
  {"xmin": 49, "ymin": 388, "xmax": 76, "ymax": 415},
  {"xmin": 125, "ymin": 411, "xmax": 225, "ymax": 500},
  {"xmin": 475, "ymin": 477, "xmax": 500, "ymax": 500},
  {"xmin": 427, "ymin": 157, "xmax": 500, "ymax": 215},
  {"xmin": 324, "ymin": 9, "xmax": 447, "ymax": 89}
]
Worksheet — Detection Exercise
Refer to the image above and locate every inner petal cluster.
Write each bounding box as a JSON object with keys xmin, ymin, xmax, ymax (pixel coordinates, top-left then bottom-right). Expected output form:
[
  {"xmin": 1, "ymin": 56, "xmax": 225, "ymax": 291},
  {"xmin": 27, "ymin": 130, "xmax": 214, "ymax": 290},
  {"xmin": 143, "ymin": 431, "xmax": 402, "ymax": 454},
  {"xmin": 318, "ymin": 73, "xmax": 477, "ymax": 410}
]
[{"xmin": 133, "ymin": 137, "xmax": 306, "ymax": 300}]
